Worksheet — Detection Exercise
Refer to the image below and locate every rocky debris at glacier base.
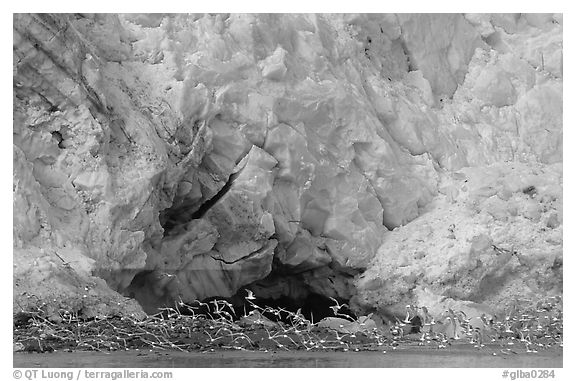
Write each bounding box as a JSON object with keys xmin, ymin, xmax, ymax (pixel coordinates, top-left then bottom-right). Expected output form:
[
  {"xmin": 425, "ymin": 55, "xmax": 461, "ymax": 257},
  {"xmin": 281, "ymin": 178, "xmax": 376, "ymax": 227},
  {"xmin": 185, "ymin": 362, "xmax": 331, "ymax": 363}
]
[{"xmin": 13, "ymin": 13, "xmax": 562, "ymax": 318}]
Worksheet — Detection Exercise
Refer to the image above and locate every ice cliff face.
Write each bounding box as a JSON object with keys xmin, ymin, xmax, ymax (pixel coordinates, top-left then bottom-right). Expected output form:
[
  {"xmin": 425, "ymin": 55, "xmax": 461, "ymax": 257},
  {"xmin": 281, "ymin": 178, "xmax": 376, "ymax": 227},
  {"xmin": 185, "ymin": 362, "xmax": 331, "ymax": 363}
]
[{"xmin": 13, "ymin": 13, "xmax": 562, "ymax": 317}]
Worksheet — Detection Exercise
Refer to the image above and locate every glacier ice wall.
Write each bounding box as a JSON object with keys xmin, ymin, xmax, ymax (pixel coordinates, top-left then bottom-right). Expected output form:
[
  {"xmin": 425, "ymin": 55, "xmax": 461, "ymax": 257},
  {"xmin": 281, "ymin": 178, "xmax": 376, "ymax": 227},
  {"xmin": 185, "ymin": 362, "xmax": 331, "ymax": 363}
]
[{"xmin": 13, "ymin": 13, "xmax": 562, "ymax": 316}]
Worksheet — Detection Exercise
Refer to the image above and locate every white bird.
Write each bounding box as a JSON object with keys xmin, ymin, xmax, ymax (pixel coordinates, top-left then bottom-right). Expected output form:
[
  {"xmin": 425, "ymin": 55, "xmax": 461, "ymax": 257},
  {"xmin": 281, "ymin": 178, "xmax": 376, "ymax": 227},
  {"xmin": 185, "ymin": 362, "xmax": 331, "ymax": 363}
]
[
  {"xmin": 392, "ymin": 318, "xmax": 405, "ymax": 337},
  {"xmin": 245, "ymin": 289, "xmax": 256, "ymax": 301},
  {"xmin": 205, "ymin": 331, "xmax": 220, "ymax": 343},
  {"xmin": 404, "ymin": 305, "xmax": 417, "ymax": 323},
  {"xmin": 419, "ymin": 306, "xmax": 435, "ymax": 340},
  {"xmin": 334, "ymin": 331, "xmax": 349, "ymax": 341},
  {"xmin": 443, "ymin": 310, "xmax": 460, "ymax": 339},
  {"xmin": 456, "ymin": 310, "xmax": 470, "ymax": 324},
  {"xmin": 328, "ymin": 297, "xmax": 349, "ymax": 315},
  {"xmin": 211, "ymin": 299, "xmax": 224, "ymax": 313}
]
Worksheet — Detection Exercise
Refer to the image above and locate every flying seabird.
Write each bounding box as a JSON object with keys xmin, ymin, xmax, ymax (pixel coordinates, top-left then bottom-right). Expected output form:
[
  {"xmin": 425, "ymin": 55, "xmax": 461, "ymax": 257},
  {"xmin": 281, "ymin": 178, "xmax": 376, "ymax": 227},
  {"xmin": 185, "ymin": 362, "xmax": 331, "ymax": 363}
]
[{"xmin": 245, "ymin": 289, "xmax": 256, "ymax": 300}]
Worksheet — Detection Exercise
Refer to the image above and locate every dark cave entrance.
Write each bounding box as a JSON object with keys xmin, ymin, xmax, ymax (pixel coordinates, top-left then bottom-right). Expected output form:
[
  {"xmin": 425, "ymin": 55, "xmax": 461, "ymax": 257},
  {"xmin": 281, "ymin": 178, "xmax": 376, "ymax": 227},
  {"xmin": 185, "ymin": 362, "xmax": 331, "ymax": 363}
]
[
  {"xmin": 118, "ymin": 267, "xmax": 360, "ymax": 324},
  {"xmin": 233, "ymin": 291, "xmax": 357, "ymax": 324}
]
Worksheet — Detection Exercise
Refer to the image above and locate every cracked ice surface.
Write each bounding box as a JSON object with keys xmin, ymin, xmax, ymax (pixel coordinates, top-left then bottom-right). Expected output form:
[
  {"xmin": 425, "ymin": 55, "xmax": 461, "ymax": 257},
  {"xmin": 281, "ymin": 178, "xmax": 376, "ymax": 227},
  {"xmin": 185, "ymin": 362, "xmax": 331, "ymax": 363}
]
[{"xmin": 13, "ymin": 13, "xmax": 561, "ymax": 315}]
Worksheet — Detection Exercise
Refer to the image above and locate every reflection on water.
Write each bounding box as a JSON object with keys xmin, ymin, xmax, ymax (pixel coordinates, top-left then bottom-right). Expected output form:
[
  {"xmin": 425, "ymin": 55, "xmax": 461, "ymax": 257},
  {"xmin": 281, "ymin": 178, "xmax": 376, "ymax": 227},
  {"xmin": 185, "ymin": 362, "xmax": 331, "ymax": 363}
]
[{"xmin": 15, "ymin": 346, "xmax": 562, "ymax": 368}]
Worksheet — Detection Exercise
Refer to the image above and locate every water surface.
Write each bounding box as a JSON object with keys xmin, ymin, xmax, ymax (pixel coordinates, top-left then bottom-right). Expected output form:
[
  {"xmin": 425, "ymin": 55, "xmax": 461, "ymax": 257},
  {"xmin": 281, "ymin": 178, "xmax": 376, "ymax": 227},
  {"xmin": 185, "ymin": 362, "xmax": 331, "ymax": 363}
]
[{"xmin": 14, "ymin": 345, "xmax": 562, "ymax": 368}]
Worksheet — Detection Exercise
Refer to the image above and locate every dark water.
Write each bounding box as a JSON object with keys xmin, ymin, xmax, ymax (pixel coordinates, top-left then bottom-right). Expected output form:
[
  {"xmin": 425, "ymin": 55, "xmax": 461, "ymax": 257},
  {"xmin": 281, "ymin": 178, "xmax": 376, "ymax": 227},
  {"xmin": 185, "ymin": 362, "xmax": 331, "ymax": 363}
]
[{"xmin": 14, "ymin": 345, "xmax": 562, "ymax": 368}]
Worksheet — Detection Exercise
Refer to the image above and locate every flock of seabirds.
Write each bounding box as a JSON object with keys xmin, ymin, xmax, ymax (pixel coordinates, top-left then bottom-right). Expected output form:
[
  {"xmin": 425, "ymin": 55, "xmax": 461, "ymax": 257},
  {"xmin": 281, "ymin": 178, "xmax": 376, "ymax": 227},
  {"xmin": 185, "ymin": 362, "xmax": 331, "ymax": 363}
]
[
  {"xmin": 13, "ymin": 288, "xmax": 562, "ymax": 354},
  {"xmin": 152, "ymin": 289, "xmax": 563, "ymax": 354}
]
